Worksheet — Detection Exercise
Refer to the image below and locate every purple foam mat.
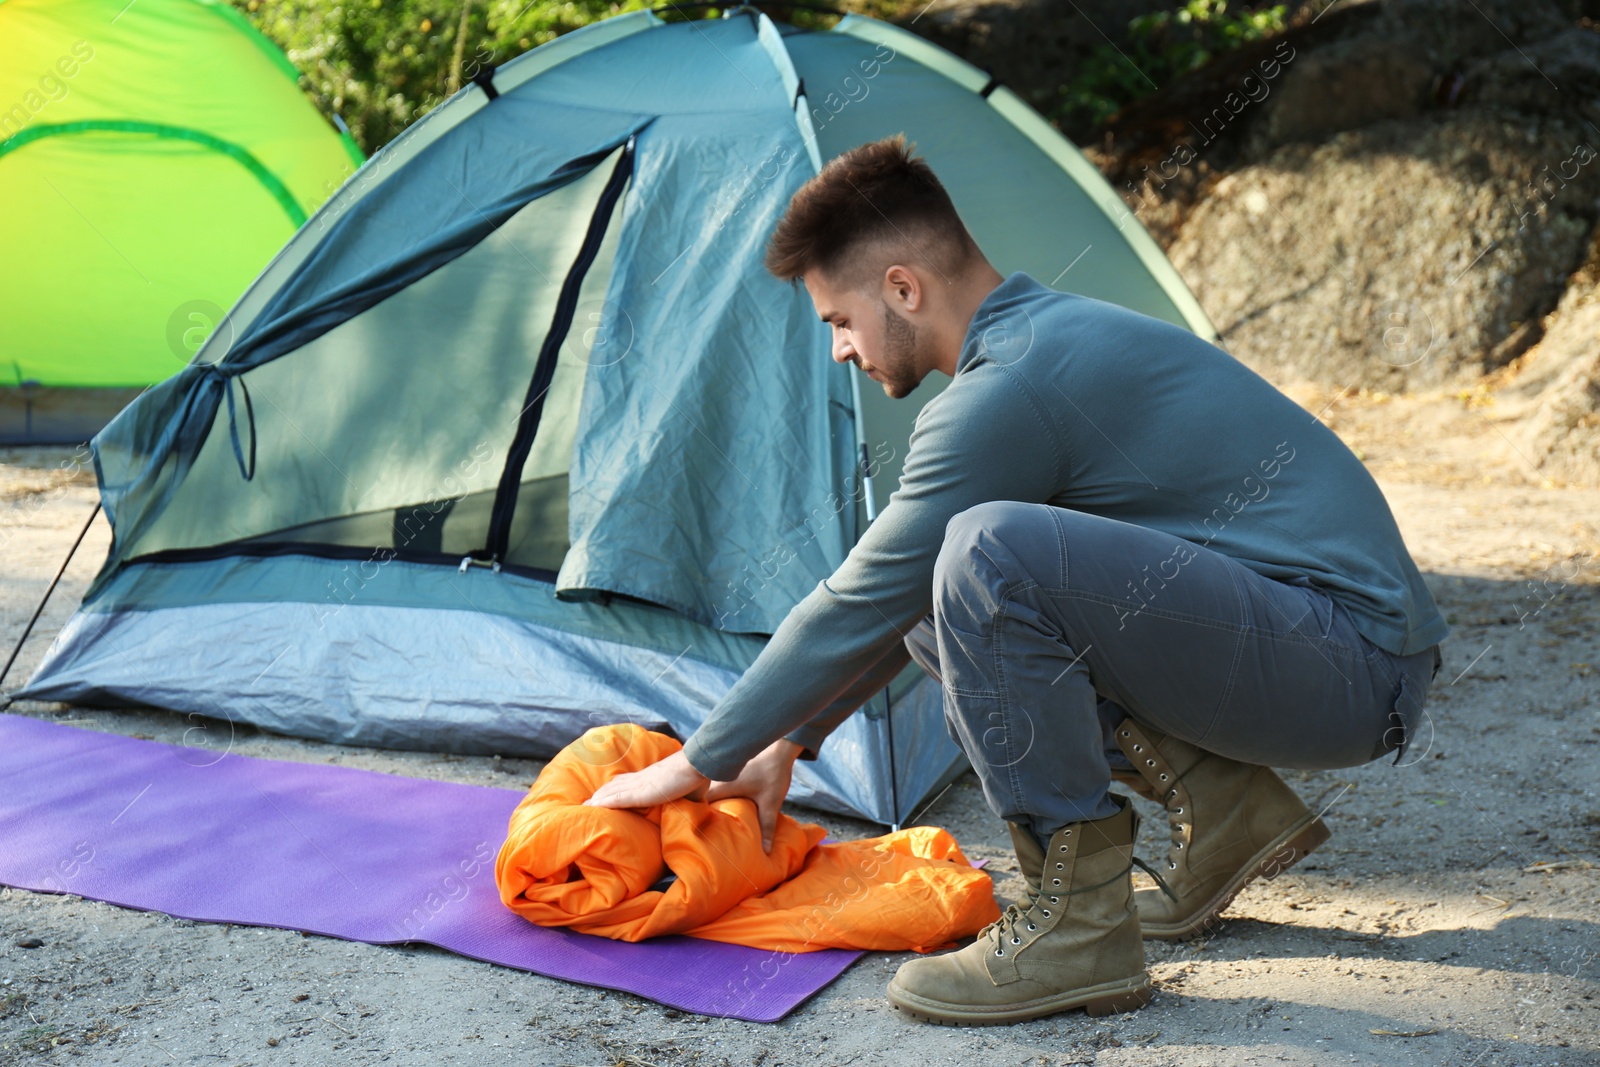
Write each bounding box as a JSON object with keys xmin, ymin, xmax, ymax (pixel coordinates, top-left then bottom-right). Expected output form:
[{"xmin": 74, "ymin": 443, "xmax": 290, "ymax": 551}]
[{"xmin": 0, "ymin": 715, "xmax": 861, "ymax": 1022}]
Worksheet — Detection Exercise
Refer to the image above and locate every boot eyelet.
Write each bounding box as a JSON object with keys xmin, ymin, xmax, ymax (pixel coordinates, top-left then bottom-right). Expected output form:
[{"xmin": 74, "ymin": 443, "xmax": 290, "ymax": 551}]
[
  {"xmin": 1027, "ymin": 923, "xmax": 1037, "ymax": 931},
  {"xmin": 1168, "ymin": 861, "xmax": 1177, "ymax": 870},
  {"xmin": 1055, "ymin": 863, "xmax": 1064, "ymax": 870},
  {"xmin": 995, "ymin": 948, "xmax": 1004, "ymax": 957},
  {"xmin": 1158, "ymin": 773, "xmax": 1169, "ymax": 781},
  {"xmin": 1059, "ymin": 845, "xmax": 1068, "ymax": 852},
  {"xmin": 1010, "ymin": 936, "xmax": 1021, "ymax": 945},
  {"xmin": 1051, "ymin": 879, "xmax": 1061, "ymax": 886},
  {"xmin": 1131, "ymin": 743, "xmax": 1142, "ymax": 751},
  {"xmin": 1174, "ymin": 841, "xmax": 1184, "ymax": 850},
  {"xmin": 1174, "ymin": 806, "xmax": 1183, "ymax": 815},
  {"xmin": 1145, "ymin": 758, "xmax": 1155, "ymax": 767},
  {"xmin": 1040, "ymin": 909, "xmax": 1051, "ymax": 917},
  {"xmin": 1049, "ymin": 897, "xmax": 1059, "ymax": 904}
]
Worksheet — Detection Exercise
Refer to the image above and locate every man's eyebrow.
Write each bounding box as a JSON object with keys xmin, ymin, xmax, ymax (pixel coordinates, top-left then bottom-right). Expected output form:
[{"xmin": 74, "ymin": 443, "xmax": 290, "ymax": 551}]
[{"xmin": 818, "ymin": 309, "xmax": 838, "ymax": 323}]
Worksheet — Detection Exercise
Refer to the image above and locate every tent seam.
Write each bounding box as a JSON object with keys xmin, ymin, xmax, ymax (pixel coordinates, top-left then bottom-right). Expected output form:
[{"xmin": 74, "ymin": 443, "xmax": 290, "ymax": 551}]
[{"xmin": 0, "ymin": 120, "xmax": 307, "ymax": 226}]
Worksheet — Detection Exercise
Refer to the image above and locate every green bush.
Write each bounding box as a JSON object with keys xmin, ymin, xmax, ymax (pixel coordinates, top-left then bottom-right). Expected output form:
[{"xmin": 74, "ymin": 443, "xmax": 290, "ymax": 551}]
[{"xmin": 1057, "ymin": 0, "xmax": 1287, "ymax": 130}]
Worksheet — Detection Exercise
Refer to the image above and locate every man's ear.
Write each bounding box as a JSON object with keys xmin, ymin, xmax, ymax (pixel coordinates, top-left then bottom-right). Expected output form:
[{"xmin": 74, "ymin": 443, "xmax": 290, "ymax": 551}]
[{"xmin": 883, "ymin": 263, "xmax": 922, "ymax": 313}]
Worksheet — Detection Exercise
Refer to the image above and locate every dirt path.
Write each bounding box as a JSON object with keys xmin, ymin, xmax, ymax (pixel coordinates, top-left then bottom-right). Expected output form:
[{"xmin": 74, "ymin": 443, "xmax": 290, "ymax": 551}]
[{"xmin": 1, "ymin": 392, "xmax": 1597, "ymax": 1066}]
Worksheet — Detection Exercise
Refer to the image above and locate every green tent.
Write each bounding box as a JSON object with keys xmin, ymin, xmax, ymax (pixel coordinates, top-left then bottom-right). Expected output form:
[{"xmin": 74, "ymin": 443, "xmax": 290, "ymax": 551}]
[
  {"xmin": 0, "ymin": 0, "xmax": 364, "ymax": 443},
  {"xmin": 21, "ymin": 6, "xmax": 1216, "ymax": 825}
]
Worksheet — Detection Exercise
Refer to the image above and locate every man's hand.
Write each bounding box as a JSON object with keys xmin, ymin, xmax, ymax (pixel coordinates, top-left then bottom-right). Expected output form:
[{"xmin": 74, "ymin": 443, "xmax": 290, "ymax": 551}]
[
  {"xmin": 703, "ymin": 738, "xmax": 804, "ymax": 854},
  {"xmin": 584, "ymin": 749, "xmax": 710, "ymax": 811}
]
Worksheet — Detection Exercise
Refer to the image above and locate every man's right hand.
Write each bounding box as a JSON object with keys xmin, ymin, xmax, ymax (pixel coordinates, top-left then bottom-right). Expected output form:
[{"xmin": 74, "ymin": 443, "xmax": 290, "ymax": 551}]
[{"xmin": 703, "ymin": 737, "xmax": 805, "ymax": 854}]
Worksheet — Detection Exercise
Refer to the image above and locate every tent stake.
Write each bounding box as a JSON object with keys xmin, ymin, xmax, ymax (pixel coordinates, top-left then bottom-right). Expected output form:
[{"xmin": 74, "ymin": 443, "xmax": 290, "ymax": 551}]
[
  {"xmin": 884, "ymin": 687, "xmax": 900, "ymax": 831},
  {"xmin": 0, "ymin": 501, "xmax": 101, "ymax": 704}
]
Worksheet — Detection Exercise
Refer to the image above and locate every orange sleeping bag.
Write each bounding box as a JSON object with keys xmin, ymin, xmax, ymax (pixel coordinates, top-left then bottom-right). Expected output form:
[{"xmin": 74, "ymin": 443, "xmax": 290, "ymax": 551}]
[{"xmin": 495, "ymin": 724, "xmax": 1000, "ymax": 953}]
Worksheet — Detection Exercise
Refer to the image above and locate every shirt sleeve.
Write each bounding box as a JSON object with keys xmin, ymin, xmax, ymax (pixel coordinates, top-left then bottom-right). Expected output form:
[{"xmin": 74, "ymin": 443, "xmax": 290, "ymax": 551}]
[
  {"xmin": 782, "ymin": 637, "xmax": 913, "ymax": 760},
  {"xmin": 681, "ymin": 366, "xmax": 1069, "ymax": 780}
]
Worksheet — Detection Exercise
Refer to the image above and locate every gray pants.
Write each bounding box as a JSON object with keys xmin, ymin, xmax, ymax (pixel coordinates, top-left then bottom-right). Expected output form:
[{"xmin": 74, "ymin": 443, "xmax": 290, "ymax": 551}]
[{"xmin": 903, "ymin": 502, "xmax": 1441, "ymax": 840}]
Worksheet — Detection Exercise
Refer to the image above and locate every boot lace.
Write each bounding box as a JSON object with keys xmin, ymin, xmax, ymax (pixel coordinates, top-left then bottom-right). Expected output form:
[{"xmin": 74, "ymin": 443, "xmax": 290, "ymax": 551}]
[
  {"xmin": 985, "ymin": 857, "xmax": 1171, "ymax": 957},
  {"xmin": 1132, "ymin": 853, "xmax": 1180, "ymax": 902},
  {"xmin": 1121, "ymin": 726, "xmax": 1198, "ymax": 888},
  {"xmin": 984, "ymin": 882, "xmax": 1058, "ymax": 956}
]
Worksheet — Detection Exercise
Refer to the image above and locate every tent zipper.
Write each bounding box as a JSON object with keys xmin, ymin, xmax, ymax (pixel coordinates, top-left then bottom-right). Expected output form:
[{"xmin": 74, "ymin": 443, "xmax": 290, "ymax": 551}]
[{"xmin": 478, "ymin": 136, "xmax": 635, "ymax": 568}]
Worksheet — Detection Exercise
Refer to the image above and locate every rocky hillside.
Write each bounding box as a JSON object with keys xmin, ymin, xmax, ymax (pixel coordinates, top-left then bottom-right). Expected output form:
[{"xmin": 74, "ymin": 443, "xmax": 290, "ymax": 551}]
[{"xmin": 912, "ymin": 0, "xmax": 1600, "ymax": 484}]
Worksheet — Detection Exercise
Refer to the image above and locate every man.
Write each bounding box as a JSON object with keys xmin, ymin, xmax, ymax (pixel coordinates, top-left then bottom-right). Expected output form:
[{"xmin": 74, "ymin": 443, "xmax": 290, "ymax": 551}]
[{"xmin": 587, "ymin": 134, "xmax": 1447, "ymax": 1025}]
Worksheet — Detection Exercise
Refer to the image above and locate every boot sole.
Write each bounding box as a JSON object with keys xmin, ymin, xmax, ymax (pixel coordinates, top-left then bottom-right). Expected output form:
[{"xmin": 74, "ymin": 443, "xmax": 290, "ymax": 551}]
[
  {"xmin": 1141, "ymin": 814, "xmax": 1331, "ymax": 942},
  {"xmin": 886, "ymin": 973, "xmax": 1153, "ymax": 1026}
]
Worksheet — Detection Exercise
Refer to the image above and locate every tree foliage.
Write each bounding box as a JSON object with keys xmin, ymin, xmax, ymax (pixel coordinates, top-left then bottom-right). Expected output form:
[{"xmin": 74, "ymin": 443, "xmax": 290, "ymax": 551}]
[
  {"xmin": 234, "ymin": 0, "xmax": 653, "ymax": 156},
  {"xmin": 233, "ymin": 0, "xmax": 1284, "ymax": 163},
  {"xmin": 1057, "ymin": 0, "xmax": 1287, "ymax": 131},
  {"xmin": 233, "ymin": 0, "xmax": 937, "ymax": 158}
]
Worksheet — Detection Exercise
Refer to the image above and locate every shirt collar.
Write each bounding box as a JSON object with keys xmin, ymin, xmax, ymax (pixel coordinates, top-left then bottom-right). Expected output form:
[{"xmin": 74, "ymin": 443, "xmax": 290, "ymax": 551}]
[{"xmin": 955, "ymin": 271, "xmax": 1044, "ymax": 375}]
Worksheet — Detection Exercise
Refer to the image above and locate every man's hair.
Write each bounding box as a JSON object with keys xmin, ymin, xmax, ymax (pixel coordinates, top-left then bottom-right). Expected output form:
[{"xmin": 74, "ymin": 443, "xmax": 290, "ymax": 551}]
[{"xmin": 764, "ymin": 134, "xmax": 981, "ymax": 294}]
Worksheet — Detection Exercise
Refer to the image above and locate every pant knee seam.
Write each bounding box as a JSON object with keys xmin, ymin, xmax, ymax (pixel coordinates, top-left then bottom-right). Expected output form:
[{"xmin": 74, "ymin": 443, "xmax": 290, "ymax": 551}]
[
  {"xmin": 993, "ymin": 597, "xmax": 1028, "ymax": 807},
  {"xmin": 1041, "ymin": 587, "xmax": 1372, "ymax": 661}
]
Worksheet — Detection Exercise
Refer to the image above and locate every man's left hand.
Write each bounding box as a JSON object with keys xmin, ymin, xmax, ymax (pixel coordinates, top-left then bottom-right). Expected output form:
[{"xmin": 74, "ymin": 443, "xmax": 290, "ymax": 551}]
[{"xmin": 584, "ymin": 749, "xmax": 711, "ymax": 810}]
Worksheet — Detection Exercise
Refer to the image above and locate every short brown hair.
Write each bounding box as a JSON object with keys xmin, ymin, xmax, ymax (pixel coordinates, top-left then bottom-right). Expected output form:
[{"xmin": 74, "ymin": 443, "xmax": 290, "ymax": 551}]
[{"xmin": 765, "ymin": 134, "xmax": 981, "ymax": 293}]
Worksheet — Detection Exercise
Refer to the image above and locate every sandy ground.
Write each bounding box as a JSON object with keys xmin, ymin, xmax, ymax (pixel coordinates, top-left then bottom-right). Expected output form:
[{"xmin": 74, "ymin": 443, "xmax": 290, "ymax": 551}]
[{"xmin": 1, "ymin": 386, "xmax": 1597, "ymax": 1067}]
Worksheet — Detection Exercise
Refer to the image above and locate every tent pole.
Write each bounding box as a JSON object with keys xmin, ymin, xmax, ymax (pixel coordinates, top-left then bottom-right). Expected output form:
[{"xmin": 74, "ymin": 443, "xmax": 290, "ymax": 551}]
[
  {"xmin": 655, "ymin": 0, "xmax": 851, "ymax": 18},
  {"xmin": 884, "ymin": 687, "xmax": 900, "ymax": 831},
  {"xmin": 849, "ymin": 368, "xmax": 901, "ymax": 826},
  {"xmin": 848, "ymin": 370, "xmax": 876, "ymax": 523},
  {"xmin": 0, "ymin": 502, "xmax": 100, "ymax": 705}
]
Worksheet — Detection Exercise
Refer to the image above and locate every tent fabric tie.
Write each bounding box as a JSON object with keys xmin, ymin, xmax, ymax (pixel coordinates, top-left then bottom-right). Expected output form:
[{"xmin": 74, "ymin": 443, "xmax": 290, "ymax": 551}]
[{"xmin": 217, "ymin": 367, "xmax": 256, "ymax": 481}]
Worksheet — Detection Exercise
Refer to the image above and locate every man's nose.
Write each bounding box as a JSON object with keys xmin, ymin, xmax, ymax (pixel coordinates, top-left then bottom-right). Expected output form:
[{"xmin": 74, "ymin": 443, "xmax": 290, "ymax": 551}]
[{"xmin": 831, "ymin": 336, "xmax": 855, "ymax": 364}]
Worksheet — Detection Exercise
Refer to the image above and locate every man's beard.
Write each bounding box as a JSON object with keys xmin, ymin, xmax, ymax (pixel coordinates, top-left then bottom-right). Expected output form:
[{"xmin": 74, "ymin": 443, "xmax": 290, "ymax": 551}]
[{"xmin": 876, "ymin": 299, "xmax": 922, "ymax": 399}]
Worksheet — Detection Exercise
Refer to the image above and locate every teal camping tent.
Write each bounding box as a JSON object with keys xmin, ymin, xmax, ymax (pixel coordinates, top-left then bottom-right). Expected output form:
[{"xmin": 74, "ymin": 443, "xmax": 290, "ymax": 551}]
[{"xmin": 18, "ymin": 6, "xmax": 1217, "ymax": 824}]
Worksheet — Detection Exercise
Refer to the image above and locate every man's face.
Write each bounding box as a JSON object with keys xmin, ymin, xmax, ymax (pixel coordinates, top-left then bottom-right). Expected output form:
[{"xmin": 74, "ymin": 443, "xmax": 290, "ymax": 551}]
[{"xmin": 804, "ymin": 268, "xmax": 926, "ymax": 399}]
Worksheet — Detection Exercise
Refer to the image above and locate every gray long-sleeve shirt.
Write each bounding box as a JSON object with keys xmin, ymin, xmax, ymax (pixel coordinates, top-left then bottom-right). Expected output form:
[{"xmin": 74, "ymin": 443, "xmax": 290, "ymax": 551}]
[{"xmin": 680, "ymin": 270, "xmax": 1449, "ymax": 780}]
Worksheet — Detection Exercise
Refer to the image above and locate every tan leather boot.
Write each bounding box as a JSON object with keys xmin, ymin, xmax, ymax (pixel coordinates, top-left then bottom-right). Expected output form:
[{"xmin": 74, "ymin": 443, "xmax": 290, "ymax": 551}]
[
  {"xmin": 1115, "ymin": 719, "xmax": 1330, "ymax": 941},
  {"xmin": 886, "ymin": 796, "xmax": 1152, "ymax": 1025}
]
